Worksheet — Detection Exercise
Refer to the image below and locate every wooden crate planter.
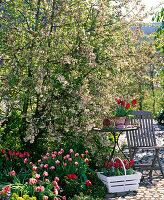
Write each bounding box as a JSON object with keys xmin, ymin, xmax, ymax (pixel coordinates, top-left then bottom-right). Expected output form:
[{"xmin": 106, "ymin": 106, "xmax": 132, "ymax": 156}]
[{"xmin": 97, "ymin": 157, "xmax": 142, "ymax": 193}]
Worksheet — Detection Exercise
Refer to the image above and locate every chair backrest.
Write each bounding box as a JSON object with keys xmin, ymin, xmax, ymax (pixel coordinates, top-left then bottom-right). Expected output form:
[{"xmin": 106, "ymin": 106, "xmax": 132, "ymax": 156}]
[{"xmin": 126, "ymin": 111, "xmax": 157, "ymax": 147}]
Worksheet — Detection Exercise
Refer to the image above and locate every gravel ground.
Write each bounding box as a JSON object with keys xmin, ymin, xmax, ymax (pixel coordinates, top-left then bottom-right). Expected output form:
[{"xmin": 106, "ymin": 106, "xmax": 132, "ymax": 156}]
[{"xmin": 103, "ymin": 120, "xmax": 164, "ymax": 200}]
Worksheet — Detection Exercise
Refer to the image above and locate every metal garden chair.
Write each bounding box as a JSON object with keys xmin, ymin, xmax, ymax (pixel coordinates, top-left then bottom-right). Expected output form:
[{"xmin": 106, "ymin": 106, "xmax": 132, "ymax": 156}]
[{"xmin": 126, "ymin": 110, "xmax": 164, "ymax": 177}]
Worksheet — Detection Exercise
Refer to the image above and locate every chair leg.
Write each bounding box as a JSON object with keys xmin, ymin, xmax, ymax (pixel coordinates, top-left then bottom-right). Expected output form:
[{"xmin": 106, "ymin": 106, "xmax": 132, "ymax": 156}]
[
  {"xmin": 149, "ymin": 149, "xmax": 159, "ymax": 178},
  {"xmin": 157, "ymin": 154, "xmax": 164, "ymax": 177}
]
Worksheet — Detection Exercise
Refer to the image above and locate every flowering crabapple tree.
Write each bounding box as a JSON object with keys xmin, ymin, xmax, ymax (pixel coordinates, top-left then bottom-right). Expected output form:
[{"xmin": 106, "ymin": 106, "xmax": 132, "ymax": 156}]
[{"xmin": 0, "ymin": 0, "xmax": 162, "ymax": 159}]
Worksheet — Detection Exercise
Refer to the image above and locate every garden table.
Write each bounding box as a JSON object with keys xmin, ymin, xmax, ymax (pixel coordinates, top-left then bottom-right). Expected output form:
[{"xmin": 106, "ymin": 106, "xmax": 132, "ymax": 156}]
[{"xmin": 92, "ymin": 127, "xmax": 139, "ymax": 161}]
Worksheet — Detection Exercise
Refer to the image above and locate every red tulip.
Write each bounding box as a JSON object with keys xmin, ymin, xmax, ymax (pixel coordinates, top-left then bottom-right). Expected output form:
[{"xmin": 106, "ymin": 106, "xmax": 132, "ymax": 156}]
[
  {"xmin": 132, "ymin": 99, "xmax": 137, "ymax": 105},
  {"xmin": 121, "ymin": 100, "xmax": 125, "ymax": 106},
  {"xmin": 86, "ymin": 180, "xmax": 92, "ymax": 186},
  {"xmin": 126, "ymin": 103, "xmax": 130, "ymax": 109},
  {"xmin": 105, "ymin": 161, "xmax": 108, "ymax": 168},
  {"xmin": 109, "ymin": 161, "xmax": 113, "ymax": 167}
]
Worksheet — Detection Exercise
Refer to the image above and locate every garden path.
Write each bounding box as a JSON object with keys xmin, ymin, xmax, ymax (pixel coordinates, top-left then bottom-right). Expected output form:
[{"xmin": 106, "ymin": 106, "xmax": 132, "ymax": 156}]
[{"xmin": 103, "ymin": 120, "xmax": 164, "ymax": 200}]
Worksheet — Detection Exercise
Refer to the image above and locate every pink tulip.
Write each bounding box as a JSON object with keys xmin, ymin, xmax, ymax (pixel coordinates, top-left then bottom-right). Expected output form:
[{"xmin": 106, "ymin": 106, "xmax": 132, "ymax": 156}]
[
  {"xmin": 81, "ymin": 154, "xmax": 85, "ymax": 158},
  {"xmin": 43, "ymin": 171, "xmax": 48, "ymax": 176},
  {"xmin": 44, "ymin": 164, "xmax": 49, "ymax": 169},
  {"xmin": 54, "ymin": 151, "xmax": 57, "ymax": 155},
  {"xmin": 40, "ymin": 164, "xmax": 44, "ymax": 169},
  {"xmin": 69, "ymin": 149, "xmax": 74, "ymax": 154},
  {"xmin": 6, "ymin": 156, "xmax": 9, "ymax": 160},
  {"xmin": 85, "ymin": 150, "xmax": 89, "ymax": 155},
  {"xmin": 24, "ymin": 158, "xmax": 28, "ymax": 164},
  {"xmin": 46, "ymin": 153, "xmax": 50, "ymax": 157},
  {"xmin": 66, "ymin": 154, "xmax": 70, "ymax": 159},
  {"xmin": 34, "ymin": 186, "xmax": 40, "ymax": 192},
  {"xmin": 64, "ymin": 163, "xmax": 67, "ymax": 167},
  {"xmin": 26, "ymin": 152, "xmax": 30, "ymax": 157},
  {"xmin": 35, "ymin": 174, "xmax": 40, "ymax": 179},
  {"xmin": 2, "ymin": 185, "xmax": 10, "ymax": 194},
  {"xmin": 43, "ymin": 156, "xmax": 48, "ymax": 161},
  {"xmin": 75, "ymin": 153, "xmax": 79, "ymax": 157},
  {"xmin": 43, "ymin": 196, "xmax": 48, "ymax": 200},
  {"xmin": 68, "ymin": 158, "xmax": 72, "ymax": 162},
  {"xmin": 38, "ymin": 159, "xmax": 42, "ymax": 163},
  {"xmin": 75, "ymin": 162, "xmax": 79, "ymax": 166},
  {"xmin": 85, "ymin": 158, "xmax": 89, "ymax": 163},
  {"xmin": 52, "ymin": 154, "xmax": 56, "ymax": 159},
  {"xmin": 32, "ymin": 165, "xmax": 37, "ymax": 171},
  {"xmin": 10, "ymin": 170, "xmax": 16, "ymax": 177},
  {"xmin": 12, "ymin": 151, "xmax": 16, "ymax": 156},
  {"xmin": 58, "ymin": 151, "xmax": 62, "ymax": 156},
  {"xmin": 29, "ymin": 178, "xmax": 37, "ymax": 185},
  {"xmin": 50, "ymin": 166, "xmax": 55, "ymax": 170},
  {"xmin": 63, "ymin": 196, "xmax": 66, "ymax": 200},
  {"xmin": 29, "ymin": 162, "xmax": 33, "ymax": 166},
  {"xmin": 8, "ymin": 150, "xmax": 12, "ymax": 155},
  {"xmin": 55, "ymin": 160, "xmax": 60, "ymax": 165},
  {"xmin": 40, "ymin": 186, "xmax": 45, "ymax": 192},
  {"xmin": 60, "ymin": 148, "xmax": 64, "ymax": 153}
]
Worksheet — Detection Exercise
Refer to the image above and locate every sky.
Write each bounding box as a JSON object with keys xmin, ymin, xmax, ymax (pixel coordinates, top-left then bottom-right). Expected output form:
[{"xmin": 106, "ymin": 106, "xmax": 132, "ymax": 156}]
[{"xmin": 141, "ymin": 0, "xmax": 164, "ymax": 22}]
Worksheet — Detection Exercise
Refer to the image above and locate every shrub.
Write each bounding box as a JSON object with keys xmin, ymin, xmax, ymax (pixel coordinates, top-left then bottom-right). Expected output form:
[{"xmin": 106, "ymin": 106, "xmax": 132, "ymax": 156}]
[{"xmin": 155, "ymin": 109, "xmax": 164, "ymax": 124}]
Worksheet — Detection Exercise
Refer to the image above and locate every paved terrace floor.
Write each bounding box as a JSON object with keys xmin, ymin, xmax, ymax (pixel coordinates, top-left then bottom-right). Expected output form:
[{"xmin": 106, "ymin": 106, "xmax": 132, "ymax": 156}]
[{"xmin": 103, "ymin": 121, "xmax": 164, "ymax": 200}]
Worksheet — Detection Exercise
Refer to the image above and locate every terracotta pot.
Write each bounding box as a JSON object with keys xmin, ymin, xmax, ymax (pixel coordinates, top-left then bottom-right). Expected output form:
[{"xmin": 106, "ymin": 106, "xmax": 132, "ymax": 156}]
[
  {"xmin": 113, "ymin": 116, "xmax": 126, "ymax": 126},
  {"xmin": 103, "ymin": 118, "xmax": 114, "ymax": 126}
]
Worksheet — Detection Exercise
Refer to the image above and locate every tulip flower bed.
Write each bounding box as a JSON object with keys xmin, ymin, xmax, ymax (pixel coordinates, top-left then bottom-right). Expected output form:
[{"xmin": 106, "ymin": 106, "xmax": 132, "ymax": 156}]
[{"xmin": 0, "ymin": 148, "xmax": 106, "ymax": 200}]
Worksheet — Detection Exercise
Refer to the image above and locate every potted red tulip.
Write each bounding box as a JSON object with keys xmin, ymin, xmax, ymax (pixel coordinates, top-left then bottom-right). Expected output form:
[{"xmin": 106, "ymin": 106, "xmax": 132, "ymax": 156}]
[{"xmin": 97, "ymin": 157, "xmax": 142, "ymax": 193}]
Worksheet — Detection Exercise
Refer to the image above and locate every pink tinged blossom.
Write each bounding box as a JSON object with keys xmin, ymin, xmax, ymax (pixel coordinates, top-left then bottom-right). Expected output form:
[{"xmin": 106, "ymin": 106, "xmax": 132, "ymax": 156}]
[
  {"xmin": 54, "ymin": 188, "xmax": 58, "ymax": 195},
  {"xmin": 12, "ymin": 151, "xmax": 16, "ymax": 156},
  {"xmin": 43, "ymin": 196, "xmax": 48, "ymax": 200},
  {"xmin": 81, "ymin": 154, "xmax": 85, "ymax": 158},
  {"xmin": 58, "ymin": 151, "xmax": 62, "ymax": 156},
  {"xmin": 69, "ymin": 149, "xmax": 74, "ymax": 154},
  {"xmin": 75, "ymin": 153, "xmax": 79, "ymax": 157},
  {"xmin": 54, "ymin": 151, "xmax": 57, "ymax": 155},
  {"xmin": 29, "ymin": 178, "xmax": 37, "ymax": 185},
  {"xmin": 38, "ymin": 159, "xmax": 42, "ymax": 163},
  {"xmin": 55, "ymin": 160, "xmax": 60, "ymax": 165},
  {"xmin": 24, "ymin": 158, "xmax": 28, "ymax": 163},
  {"xmin": 2, "ymin": 148, "xmax": 6, "ymax": 154},
  {"xmin": 54, "ymin": 177, "xmax": 59, "ymax": 182},
  {"xmin": 43, "ymin": 156, "xmax": 48, "ymax": 161},
  {"xmin": 43, "ymin": 171, "xmax": 48, "ymax": 176},
  {"xmin": 19, "ymin": 153, "xmax": 25, "ymax": 158},
  {"xmin": 50, "ymin": 166, "xmax": 55, "ymax": 170},
  {"xmin": 64, "ymin": 163, "xmax": 67, "ymax": 167},
  {"xmin": 85, "ymin": 158, "xmax": 89, "ymax": 163},
  {"xmin": 35, "ymin": 174, "xmax": 40, "ymax": 179},
  {"xmin": 46, "ymin": 153, "xmax": 50, "ymax": 157},
  {"xmin": 44, "ymin": 164, "xmax": 49, "ymax": 169},
  {"xmin": 32, "ymin": 165, "xmax": 37, "ymax": 171},
  {"xmin": 30, "ymin": 162, "xmax": 33, "ymax": 166},
  {"xmin": 40, "ymin": 164, "xmax": 44, "ymax": 169},
  {"xmin": 68, "ymin": 158, "xmax": 72, "ymax": 162},
  {"xmin": 34, "ymin": 186, "xmax": 40, "ymax": 192},
  {"xmin": 63, "ymin": 196, "xmax": 66, "ymax": 200},
  {"xmin": 10, "ymin": 170, "xmax": 16, "ymax": 177},
  {"xmin": 8, "ymin": 150, "xmax": 12, "ymax": 155},
  {"xmin": 60, "ymin": 148, "xmax": 64, "ymax": 153},
  {"xmin": 85, "ymin": 150, "xmax": 89, "ymax": 155},
  {"xmin": 75, "ymin": 162, "xmax": 79, "ymax": 166}
]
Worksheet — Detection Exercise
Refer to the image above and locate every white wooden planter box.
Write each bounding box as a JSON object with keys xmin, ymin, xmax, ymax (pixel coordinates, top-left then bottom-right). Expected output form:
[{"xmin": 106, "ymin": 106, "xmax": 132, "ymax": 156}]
[{"xmin": 97, "ymin": 171, "xmax": 142, "ymax": 193}]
